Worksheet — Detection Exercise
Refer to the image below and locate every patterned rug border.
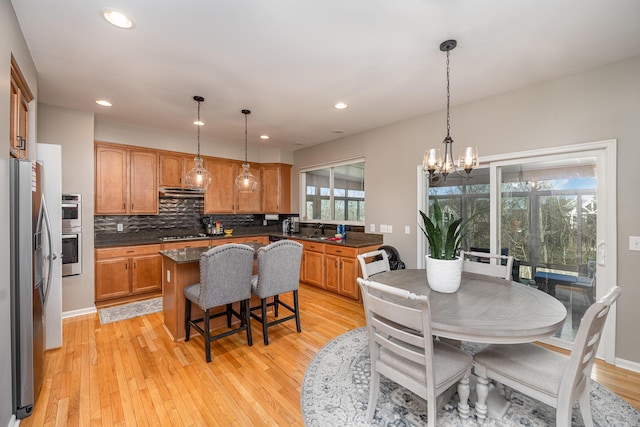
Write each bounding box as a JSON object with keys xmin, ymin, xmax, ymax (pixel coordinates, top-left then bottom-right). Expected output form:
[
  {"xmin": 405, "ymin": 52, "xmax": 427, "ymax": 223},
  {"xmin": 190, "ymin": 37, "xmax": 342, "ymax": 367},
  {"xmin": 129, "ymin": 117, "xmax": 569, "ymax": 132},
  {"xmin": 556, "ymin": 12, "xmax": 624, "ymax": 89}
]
[
  {"xmin": 301, "ymin": 327, "xmax": 640, "ymax": 426},
  {"xmin": 98, "ymin": 297, "xmax": 163, "ymax": 325}
]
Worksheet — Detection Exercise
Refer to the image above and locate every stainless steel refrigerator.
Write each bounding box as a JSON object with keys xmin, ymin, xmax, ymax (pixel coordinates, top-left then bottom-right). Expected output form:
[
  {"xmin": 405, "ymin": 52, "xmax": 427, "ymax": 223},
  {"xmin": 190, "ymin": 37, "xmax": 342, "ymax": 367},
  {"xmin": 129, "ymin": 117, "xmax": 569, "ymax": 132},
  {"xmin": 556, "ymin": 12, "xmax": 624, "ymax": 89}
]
[{"xmin": 10, "ymin": 159, "xmax": 55, "ymax": 419}]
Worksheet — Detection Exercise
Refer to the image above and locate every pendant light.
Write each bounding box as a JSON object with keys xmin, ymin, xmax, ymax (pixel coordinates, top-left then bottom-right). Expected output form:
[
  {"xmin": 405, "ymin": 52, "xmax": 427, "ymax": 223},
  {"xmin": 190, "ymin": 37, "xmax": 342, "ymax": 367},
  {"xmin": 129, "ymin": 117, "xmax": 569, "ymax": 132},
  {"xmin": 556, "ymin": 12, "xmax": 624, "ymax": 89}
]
[
  {"xmin": 185, "ymin": 96, "xmax": 212, "ymax": 191},
  {"xmin": 423, "ymin": 40, "xmax": 478, "ymax": 181},
  {"xmin": 235, "ymin": 109, "xmax": 258, "ymax": 192}
]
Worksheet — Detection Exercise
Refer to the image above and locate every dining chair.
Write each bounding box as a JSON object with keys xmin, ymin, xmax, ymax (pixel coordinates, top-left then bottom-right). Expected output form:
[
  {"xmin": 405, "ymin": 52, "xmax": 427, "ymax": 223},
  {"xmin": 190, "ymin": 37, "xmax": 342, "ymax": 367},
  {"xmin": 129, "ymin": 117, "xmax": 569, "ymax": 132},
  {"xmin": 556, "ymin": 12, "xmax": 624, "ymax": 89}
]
[
  {"xmin": 184, "ymin": 243, "xmax": 255, "ymax": 363},
  {"xmin": 460, "ymin": 250, "xmax": 514, "ymax": 280},
  {"xmin": 250, "ymin": 240, "xmax": 303, "ymax": 345},
  {"xmin": 356, "ymin": 277, "xmax": 473, "ymax": 424},
  {"xmin": 357, "ymin": 249, "xmax": 390, "ymax": 279},
  {"xmin": 473, "ymin": 285, "xmax": 622, "ymax": 426}
]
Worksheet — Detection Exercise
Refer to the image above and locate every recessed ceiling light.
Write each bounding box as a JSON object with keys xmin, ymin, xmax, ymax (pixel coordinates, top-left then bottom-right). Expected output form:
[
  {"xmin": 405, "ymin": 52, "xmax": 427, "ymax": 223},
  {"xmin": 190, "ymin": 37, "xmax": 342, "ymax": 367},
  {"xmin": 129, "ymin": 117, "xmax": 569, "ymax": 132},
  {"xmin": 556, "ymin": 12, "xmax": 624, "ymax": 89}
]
[
  {"xmin": 193, "ymin": 120, "xmax": 204, "ymax": 126},
  {"xmin": 260, "ymin": 135, "xmax": 270, "ymax": 140},
  {"xmin": 334, "ymin": 102, "xmax": 348, "ymax": 110},
  {"xmin": 96, "ymin": 100, "xmax": 112, "ymax": 107},
  {"xmin": 101, "ymin": 9, "xmax": 135, "ymax": 29}
]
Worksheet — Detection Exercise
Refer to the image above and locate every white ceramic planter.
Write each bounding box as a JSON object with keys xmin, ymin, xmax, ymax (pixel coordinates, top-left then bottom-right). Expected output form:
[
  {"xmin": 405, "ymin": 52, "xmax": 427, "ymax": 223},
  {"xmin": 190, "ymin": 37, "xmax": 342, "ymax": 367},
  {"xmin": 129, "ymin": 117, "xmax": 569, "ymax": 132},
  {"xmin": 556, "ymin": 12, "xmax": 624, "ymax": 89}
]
[{"xmin": 425, "ymin": 255, "xmax": 463, "ymax": 293}]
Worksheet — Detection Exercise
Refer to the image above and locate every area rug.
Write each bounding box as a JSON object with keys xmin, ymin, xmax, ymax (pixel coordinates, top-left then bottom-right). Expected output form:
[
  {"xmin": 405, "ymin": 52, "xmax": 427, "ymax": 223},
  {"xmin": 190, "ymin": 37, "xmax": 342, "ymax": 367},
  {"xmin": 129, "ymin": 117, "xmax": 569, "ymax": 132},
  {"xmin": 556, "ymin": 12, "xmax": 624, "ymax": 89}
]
[
  {"xmin": 301, "ymin": 327, "xmax": 640, "ymax": 426},
  {"xmin": 98, "ymin": 297, "xmax": 162, "ymax": 325}
]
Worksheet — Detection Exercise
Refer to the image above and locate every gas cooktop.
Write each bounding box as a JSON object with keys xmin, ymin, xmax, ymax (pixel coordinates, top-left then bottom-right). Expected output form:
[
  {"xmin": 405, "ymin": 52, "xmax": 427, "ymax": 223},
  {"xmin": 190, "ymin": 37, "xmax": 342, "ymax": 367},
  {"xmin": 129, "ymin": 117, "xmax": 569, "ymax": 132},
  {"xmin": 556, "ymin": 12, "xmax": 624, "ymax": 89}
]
[{"xmin": 159, "ymin": 234, "xmax": 207, "ymax": 241}]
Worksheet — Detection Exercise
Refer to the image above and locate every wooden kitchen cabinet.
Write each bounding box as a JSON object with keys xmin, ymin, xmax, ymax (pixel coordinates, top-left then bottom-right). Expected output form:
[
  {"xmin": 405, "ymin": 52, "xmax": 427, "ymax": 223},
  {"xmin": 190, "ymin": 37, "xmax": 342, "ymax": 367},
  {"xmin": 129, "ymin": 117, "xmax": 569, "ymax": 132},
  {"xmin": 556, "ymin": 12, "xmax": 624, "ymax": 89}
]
[
  {"xmin": 95, "ymin": 143, "xmax": 158, "ymax": 214},
  {"xmin": 204, "ymin": 158, "xmax": 236, "ymax": 213},
  {"xmin": 159, "ymin": 154, "xmax": 197, "ymax": 188},
  {"xmin": 301, "ymin": 241, "xmax": 325, "ymax": 288},
  {"xmin": 9, "ymin": 57, "xmax": 33, "ymax": 159},
  {"xmin": 325, "ymin": 245, "xmax": 360, "ymax": 299},
  {"xmin": 234, "ymin": 161, "xmax": 262, "ymax": 213},
  {"xmin": 261, "ymin": 163, "xmax": 291, "ymax": 213},
  {"xmin": 161, "ymin": 239, "xmax": 210, "ymax": 251},
  {"xmin": 95, "ymin": 244, "xmax": 163, "ymax": 304}
]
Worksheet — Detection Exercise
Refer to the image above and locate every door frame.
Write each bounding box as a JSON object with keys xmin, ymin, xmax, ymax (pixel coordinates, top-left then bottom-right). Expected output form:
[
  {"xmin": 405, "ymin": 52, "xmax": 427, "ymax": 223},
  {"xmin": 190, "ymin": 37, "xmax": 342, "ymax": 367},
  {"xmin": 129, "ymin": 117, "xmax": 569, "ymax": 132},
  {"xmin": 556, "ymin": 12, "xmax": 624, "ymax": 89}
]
[{"xmin": 418, "ymin": 139, "xmax": 617, "ymax": 363}]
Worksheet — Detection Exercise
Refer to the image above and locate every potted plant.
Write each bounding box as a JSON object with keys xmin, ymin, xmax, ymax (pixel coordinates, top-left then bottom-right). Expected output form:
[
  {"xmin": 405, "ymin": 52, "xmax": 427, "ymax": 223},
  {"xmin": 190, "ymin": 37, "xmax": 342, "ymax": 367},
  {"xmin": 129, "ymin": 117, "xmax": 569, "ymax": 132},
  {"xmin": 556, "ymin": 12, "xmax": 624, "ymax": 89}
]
[{"xmin": 419, "ymin": 198, "xmax": 476, "ymax": 293}]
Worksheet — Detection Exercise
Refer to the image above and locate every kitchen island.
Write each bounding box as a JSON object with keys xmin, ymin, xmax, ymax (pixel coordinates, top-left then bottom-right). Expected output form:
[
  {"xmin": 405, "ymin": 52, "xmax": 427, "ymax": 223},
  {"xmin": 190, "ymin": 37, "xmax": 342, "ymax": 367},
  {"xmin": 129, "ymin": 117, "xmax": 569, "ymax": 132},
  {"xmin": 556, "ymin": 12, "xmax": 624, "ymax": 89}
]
[{"xmin": 160, "ymin": 242, "xmax": 264, "ymax": 341}]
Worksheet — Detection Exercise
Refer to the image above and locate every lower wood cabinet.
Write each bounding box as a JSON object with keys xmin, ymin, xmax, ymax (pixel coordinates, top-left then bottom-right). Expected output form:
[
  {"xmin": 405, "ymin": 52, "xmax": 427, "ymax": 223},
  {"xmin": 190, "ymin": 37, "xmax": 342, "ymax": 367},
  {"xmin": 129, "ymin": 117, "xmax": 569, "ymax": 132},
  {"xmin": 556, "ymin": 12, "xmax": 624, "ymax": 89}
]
[
  {"xmin": 95, "ymin": 244, "xmax": 163, "ymax": 304},
  {"xmin": 299, "ymin": 240, "xmax": 380, "ymax": 300}
]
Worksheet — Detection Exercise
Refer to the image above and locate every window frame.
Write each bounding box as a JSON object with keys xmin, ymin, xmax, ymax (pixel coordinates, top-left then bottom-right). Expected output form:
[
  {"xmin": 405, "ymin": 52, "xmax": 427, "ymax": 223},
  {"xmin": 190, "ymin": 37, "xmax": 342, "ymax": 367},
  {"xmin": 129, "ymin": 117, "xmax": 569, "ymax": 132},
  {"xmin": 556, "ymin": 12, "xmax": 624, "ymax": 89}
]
[{"xmin": 300, "ymin": 156, "xmax": 365, "ymax": 225}]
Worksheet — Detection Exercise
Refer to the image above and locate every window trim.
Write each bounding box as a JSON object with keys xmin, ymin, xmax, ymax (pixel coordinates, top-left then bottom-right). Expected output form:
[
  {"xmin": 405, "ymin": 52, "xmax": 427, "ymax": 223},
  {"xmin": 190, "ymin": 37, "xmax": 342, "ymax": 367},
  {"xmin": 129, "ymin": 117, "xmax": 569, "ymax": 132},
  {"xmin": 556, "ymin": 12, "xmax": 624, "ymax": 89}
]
[
  {"xmin": 417, "ymin": 139, "xmax": 617, "ymax": 362},
  {"xmin": 300, "ymin": 156, "xmax": 365, "ymax": 225}
]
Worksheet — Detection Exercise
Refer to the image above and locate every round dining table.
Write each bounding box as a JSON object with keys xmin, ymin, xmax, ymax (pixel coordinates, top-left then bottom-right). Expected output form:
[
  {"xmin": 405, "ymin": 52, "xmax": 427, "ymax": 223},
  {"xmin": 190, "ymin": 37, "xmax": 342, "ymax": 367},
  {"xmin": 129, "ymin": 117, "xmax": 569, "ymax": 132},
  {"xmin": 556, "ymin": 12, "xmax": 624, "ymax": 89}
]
[
  {"xmin": 372, "ymin": 269, "xmax": 567, "ymax": 344},
  {"xmin": 369, "ymin": 269, "xmax": 568, "ymax": 420}
]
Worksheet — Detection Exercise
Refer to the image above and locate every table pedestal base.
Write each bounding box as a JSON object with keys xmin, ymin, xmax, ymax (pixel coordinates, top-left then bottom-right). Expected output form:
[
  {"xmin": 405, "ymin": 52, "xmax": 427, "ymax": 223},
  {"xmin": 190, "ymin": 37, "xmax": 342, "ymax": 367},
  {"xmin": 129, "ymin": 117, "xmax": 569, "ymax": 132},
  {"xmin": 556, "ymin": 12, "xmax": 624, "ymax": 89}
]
[{"xmin": 469, "ymin": 376, "xmax": 511, "ymax": 424}]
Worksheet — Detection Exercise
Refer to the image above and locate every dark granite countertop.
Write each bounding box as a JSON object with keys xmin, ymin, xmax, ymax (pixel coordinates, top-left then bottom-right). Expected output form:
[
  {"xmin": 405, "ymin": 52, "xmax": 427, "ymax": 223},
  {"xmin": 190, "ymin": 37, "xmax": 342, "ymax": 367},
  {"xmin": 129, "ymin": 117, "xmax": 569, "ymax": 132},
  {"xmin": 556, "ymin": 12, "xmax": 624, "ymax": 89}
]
[
  {"xmin": 159, "ymin": 241, "xmax": 264, "ymax": 264},
  {"xmin": 95, "ymin": 228, "xmax": 383, "ymax": 249}
]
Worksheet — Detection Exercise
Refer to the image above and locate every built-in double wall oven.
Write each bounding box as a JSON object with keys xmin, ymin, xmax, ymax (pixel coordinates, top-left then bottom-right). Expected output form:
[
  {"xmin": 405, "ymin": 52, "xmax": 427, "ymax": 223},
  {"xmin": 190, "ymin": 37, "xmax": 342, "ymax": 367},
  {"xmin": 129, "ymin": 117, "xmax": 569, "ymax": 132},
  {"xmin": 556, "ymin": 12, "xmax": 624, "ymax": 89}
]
[{"xmin": 62, "ymin": 194, "xmax": 81, "ymax": 277}]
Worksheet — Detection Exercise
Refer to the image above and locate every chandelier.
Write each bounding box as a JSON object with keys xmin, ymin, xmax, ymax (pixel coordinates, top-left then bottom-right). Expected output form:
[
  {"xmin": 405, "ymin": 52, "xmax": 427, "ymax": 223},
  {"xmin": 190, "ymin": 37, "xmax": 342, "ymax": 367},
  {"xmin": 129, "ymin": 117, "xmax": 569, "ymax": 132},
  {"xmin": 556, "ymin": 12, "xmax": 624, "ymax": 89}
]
[
  {"xmin": 235, "ymin": 109, "xmax": 258, "ymax": 192},
  {"xmin": 423, "ymin": 39, "xmax": 478, "ymax": 181},
  {"xmin": 185, "ymin": 96, "xmax": 212, "ymax": 190}
]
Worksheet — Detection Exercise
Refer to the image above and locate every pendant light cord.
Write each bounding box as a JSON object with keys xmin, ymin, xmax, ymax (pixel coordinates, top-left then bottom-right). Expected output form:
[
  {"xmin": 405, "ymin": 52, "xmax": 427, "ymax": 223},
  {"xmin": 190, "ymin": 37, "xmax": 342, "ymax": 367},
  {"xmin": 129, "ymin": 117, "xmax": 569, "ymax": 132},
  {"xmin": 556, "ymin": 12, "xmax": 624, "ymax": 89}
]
[
  {"xmin": 197, "ymin": 100, "xmax": 201, "ymax": 157},
  {"xmin": 244, "ymin": 112, "xmax": 248, "ymax": 166}
]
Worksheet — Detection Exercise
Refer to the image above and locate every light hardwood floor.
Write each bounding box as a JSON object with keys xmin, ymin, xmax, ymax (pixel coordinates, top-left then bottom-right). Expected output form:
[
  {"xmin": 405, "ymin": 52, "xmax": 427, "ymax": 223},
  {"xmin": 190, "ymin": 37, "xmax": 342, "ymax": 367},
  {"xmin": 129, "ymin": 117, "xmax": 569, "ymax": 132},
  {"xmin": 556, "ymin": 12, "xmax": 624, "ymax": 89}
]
[{"xmin": 24, "ymin": 283, "xmax": 640, "ymax": 426}]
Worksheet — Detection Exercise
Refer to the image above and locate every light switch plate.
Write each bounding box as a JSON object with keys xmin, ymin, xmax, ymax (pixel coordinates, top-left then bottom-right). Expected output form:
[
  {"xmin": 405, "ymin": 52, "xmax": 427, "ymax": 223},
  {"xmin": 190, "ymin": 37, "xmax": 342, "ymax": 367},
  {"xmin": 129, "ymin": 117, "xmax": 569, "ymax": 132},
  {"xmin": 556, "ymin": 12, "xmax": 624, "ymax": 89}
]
[
  {"xmin": 405, "ymin": 226, "xmax": 410, "ymax": 234},
  {"xmin": 388, "ymin": 225, "xmax": 393, "ymax": 233},
  {"xmin": 630, "ymin": 236, "xmax": 640, "ymax": 251},
  {"xmin": 370, "ymin": 224, "xmax": 376, "ymax": 232},
  {"xmin": 117, "ymin": 223, "xmax": 123, "ymax": 232}
]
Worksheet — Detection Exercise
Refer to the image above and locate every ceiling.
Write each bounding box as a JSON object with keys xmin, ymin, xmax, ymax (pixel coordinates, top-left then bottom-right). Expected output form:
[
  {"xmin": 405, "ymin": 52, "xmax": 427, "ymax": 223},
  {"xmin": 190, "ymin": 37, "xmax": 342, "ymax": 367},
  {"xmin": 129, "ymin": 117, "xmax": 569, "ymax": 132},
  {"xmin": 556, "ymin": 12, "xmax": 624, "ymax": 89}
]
[{"xmin": 11, "ymin": 0, "xmax": 640, "ymax": 152}]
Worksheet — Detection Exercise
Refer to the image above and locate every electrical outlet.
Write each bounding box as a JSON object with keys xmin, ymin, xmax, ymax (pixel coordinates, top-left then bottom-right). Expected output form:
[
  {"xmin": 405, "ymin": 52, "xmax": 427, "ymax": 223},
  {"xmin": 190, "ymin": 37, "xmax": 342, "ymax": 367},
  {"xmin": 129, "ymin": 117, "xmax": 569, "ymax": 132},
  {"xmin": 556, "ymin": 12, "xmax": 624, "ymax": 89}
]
[
  {"xmin": 370, "ymin": 224, "xmax": 376, "ymax": 232},
  {"xmin": 117, "ymin": 223, "xmax": 123, "ymax": 232},
  {"xmin": 630, "ymin": 236, "xmax": 640, "ymax": 251},
  {"xmin": 380, "ymin": 224, "xmax": 387, "ymax": 233}
]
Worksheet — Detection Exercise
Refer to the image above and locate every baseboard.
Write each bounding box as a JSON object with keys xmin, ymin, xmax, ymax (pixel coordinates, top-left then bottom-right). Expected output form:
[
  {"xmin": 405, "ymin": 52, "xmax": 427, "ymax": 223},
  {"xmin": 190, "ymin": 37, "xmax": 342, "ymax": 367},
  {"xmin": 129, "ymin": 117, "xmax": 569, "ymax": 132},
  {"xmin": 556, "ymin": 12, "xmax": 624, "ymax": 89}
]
[
  {"xmin": 615, "ymin": 357, "xmax": 640, "ymax": 374},
  {"xmin": 62, "ymin": 306, "xmax": 97, "ymax": 319},
  {"xmin": 7, "ymin": 413, "xmax": 18, "ymax": 427}
]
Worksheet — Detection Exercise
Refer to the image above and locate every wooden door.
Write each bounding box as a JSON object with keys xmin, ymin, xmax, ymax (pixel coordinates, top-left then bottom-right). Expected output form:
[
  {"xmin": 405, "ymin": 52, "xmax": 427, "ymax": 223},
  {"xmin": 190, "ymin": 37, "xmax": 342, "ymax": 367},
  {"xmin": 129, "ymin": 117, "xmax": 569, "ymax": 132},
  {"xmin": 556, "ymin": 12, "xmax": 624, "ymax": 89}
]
[
  {"xmin": 235, "ymin": 162, "xmax": 261, "ymax": 213},
  {"xmin": 204, "ymin": 158, "xmax": 236, "ymax": 213},
  {"xmin": 325, "ymin": 254, "xmax": 340, "ymax": 292},
  {"xmin": 95, "ymin": 145, "xmax": 128, "ymax": 214},
  {"xmin": 159, "ymin": 154, "xmax": 184, "ymax": 187},
  {"xmin": 303, "ymin": 249, "xmax": 324, "ymax": 288},
  {"xmin": 261, "ymin": 164, "xmax": 291, "ymax": 213},
  {"xmin": 95, "ymin": 257, "xmax": 130, "ymax": 301},
  {"xmin": 130, "ymin": 150, "xmax": 158, "ymax": 214},
  {"xmin": 131, "ymin": 254, "xmax": 163, "ymax": 294},
  {"xmin": 339, "ymin": 257, "xmax": 359, "ymax": 299}
]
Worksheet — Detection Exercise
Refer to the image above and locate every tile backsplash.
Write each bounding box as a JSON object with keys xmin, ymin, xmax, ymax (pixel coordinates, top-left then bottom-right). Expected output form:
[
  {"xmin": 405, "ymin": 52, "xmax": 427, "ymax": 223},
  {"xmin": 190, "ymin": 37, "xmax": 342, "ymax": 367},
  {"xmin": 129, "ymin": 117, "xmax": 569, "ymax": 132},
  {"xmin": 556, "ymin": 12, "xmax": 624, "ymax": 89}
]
[{"xmin": 94, "ymin": 197, "xmax": 279, "ymax": 235}]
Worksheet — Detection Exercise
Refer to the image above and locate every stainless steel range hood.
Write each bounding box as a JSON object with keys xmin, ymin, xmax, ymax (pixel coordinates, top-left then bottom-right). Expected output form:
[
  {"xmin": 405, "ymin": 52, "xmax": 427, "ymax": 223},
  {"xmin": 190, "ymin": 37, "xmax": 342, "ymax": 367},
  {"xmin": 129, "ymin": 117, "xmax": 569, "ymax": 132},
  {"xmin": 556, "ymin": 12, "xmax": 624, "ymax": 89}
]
[{"xmin": 159, "ymin": 187, "xmax": 205, "ymax": 198}]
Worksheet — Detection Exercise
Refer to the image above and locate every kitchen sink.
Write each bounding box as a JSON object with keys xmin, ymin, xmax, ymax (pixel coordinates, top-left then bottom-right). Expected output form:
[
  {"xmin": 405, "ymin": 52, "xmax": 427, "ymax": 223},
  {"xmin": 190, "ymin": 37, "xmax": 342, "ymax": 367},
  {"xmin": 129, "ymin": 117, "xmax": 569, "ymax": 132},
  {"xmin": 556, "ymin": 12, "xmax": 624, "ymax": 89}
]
[{"xmin": 305, "ymin": 235, "xmax": 328, "ymax": 240}]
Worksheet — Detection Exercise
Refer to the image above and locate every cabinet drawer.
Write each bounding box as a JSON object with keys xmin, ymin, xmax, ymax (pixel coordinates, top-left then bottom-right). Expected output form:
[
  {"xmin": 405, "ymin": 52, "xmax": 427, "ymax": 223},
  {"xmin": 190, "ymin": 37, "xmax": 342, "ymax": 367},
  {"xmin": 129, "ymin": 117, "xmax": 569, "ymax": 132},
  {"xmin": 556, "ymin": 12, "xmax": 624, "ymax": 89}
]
[
  {"xmin": 161, "ymin": 240, "xmax": 210, "ymax": 250},
  {"xmin": 325, "ymin": 245, "xmax": 357, "ymax": 258},
  {"xmin": 303, "ymin": 241, "xmax": 325, "ymax": 253},
  {"xmin": 96, "ymin": 244, "xmax": 162, "ymax": 259}
]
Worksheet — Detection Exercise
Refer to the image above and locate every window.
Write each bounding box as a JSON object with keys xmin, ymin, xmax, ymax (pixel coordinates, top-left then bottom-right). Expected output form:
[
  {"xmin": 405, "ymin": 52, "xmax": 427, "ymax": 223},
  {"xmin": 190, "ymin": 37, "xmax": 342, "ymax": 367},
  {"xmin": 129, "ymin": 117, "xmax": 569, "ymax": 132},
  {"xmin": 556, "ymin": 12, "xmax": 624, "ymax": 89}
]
[
  {"xmin": 418, "ymin": 140, "xmax": 617, "ymax": 359},
  {"xmin": 301, "ymin": 159, "xmax": 365, "ymax": 223}
]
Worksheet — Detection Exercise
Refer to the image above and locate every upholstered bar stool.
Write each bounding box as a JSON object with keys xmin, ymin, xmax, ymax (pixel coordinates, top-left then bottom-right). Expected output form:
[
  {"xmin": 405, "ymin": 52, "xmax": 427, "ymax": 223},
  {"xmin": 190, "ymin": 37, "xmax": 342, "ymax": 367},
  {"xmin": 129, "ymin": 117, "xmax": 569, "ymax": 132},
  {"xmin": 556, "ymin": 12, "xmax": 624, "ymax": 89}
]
[
  {"xmin": 250, "ymin": 240, "xmax": 303, "ymax": 345},
  {"xmin": 184, "ymin": 243, "xmax": 255, "ymax": 362}
]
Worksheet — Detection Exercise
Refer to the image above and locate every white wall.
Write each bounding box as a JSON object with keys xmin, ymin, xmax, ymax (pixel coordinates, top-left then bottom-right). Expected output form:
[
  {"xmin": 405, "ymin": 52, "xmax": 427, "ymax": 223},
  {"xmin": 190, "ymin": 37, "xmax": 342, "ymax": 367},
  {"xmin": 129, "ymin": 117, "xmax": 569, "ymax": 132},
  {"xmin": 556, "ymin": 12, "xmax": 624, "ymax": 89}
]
[
  {"xmin": 1, "ymin": 0, "xmax": 39, "ymax": 423},
  {"xmin": 293, "ymin": 55, "xmax": 640, "ymax": 365},
  {"xmin": 38, "ymin": 105, "xmax": 95, "ymax": 313}
]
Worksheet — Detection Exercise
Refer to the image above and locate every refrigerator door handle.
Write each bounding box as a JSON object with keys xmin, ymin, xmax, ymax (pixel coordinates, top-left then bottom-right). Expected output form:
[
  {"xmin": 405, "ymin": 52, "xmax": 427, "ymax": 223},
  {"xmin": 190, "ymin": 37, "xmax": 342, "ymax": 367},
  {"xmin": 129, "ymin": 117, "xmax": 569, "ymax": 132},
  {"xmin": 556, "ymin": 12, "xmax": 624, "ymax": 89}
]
[{"xmin": 38, "ymin": 195, "xmax": 54, "ymax": 306}]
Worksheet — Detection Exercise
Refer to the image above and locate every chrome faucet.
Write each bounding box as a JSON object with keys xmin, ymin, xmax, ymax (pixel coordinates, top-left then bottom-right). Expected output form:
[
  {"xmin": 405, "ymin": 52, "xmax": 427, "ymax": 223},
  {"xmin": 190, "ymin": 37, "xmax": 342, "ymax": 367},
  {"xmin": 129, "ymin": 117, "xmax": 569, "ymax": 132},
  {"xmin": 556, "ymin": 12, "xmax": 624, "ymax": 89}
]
[{"xmin": 318, "ymin": 223, "xmax": 326, "ymax": 236}]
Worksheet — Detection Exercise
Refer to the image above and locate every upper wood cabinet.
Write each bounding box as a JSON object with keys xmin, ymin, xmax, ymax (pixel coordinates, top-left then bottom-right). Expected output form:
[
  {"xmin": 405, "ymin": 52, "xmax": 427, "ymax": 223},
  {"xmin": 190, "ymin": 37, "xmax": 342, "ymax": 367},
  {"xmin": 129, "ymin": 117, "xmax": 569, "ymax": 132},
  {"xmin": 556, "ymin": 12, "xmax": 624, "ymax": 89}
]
[
  {"xmin": 204, "ymin": 157, "xmax": 236, "ymax": 213},
  {"xmin": 9, "ymin": 57, "xmax": 33, "ymax": 159},
  {"xmin": 95, "ymin": 143, "xmax": 158, "ymax": 214},
  {"xmin": 159, "ymin": 154, "xmax": 197, "ymax": 188},
  {"xmin": 234, "ymin": 161, "xmax": 262, "ymax": 213},
  {"xmin": 261, "ymin": 163, "xmax": 291, "ymax": 213}
]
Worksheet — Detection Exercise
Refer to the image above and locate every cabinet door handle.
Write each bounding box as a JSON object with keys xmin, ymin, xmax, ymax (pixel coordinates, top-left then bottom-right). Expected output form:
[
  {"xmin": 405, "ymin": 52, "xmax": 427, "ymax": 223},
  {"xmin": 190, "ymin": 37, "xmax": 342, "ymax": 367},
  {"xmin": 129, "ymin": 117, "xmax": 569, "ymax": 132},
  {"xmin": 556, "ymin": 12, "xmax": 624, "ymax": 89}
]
[
  {"xmin": 125, "ymin": 263, "xmax": 128, "ymax": 270},
  {"xmin": 127, "ymin": 250, "xmax": 135, "ymax": 253},
  {"xmin": 133, "ymin": 261, "xmax": 137, "ymax": 268}
]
